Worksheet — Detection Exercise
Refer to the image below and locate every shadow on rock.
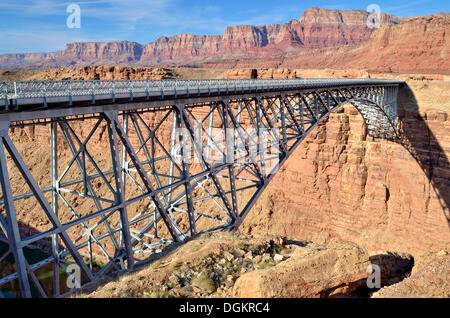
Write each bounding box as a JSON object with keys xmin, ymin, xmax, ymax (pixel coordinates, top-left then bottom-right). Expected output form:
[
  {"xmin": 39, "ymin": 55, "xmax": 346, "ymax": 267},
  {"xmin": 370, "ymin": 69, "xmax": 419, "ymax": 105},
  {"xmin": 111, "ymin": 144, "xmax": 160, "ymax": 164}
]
[
  {"xmin": 338, "ymin": 250, "xmax": 415, "ymax": 298},
  {"xmin": 397, "ymin": 83, "xmax": 450, "ymax": 228}
]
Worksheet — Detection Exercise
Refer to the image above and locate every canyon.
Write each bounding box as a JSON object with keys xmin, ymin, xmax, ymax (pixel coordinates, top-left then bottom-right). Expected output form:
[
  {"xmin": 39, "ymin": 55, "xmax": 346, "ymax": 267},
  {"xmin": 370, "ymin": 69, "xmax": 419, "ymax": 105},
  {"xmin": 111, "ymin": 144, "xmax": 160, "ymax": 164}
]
[
  {"xmin": 0, "ymin": 67, "xmax": 448, "ymax": 298},
  {"xmin": 1, "ymin": 9, "xmax": 448, "ymax": 75}
]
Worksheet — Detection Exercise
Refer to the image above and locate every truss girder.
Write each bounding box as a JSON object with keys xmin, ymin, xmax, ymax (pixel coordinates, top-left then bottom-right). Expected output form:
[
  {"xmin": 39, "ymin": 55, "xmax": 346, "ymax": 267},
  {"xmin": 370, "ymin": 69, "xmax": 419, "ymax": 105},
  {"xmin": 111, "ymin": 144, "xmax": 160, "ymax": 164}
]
[{"xmin": 0, "ymin": 83, "xmax": 400, "ymax": 297}]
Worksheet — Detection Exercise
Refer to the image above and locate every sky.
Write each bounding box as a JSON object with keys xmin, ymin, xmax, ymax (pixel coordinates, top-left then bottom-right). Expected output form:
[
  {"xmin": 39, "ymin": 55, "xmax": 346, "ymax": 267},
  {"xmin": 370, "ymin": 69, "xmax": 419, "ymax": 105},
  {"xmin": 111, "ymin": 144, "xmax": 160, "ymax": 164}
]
[{"xmin": 0, "ymin": 0, "xmax": 448, "ymax": 54}]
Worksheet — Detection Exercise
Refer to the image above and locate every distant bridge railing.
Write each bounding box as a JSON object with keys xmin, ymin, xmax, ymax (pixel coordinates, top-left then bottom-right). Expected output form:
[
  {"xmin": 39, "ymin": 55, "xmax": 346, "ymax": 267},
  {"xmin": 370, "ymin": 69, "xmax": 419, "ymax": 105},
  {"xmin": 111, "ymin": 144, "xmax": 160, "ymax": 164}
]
[{"xmin": 0, "ymin": 79, "xmax": 404, "ymax": 110}]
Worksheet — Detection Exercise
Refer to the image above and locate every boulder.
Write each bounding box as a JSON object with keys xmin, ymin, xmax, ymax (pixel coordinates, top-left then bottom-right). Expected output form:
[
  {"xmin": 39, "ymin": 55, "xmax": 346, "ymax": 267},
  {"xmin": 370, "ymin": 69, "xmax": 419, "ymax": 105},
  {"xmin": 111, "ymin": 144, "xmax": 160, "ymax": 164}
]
[{"xmin": 232, "ymin": 243, "xmax": 370, "ymax": 298}]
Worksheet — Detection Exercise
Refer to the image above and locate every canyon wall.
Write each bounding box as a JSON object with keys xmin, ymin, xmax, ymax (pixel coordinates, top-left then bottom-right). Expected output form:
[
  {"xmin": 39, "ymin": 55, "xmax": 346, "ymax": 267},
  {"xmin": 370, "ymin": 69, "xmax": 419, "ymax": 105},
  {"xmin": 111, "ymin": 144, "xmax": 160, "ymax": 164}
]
[
  {"xmin": 282, "ymin": 15, "xmax": 450, "ymax": 73},
  {"xmin": 204, "ymin": 15, "xmax": 450, "ymax": 74}
]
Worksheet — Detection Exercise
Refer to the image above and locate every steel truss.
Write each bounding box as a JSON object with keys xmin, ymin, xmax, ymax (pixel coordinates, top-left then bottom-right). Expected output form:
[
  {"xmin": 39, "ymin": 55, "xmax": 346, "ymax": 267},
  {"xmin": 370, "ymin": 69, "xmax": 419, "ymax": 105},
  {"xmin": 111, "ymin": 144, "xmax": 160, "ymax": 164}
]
[{"xmin": 0, "ymin": 82, "xmax": 400, "ymax": 298}]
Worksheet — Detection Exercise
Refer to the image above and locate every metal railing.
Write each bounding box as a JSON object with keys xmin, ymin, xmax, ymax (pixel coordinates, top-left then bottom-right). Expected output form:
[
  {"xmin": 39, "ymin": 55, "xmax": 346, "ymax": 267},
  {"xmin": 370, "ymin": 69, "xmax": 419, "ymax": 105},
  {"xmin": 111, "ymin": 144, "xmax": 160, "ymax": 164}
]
[{"xmin": 0, "ymin": 79, "xmax": 404, "ymax": 109}]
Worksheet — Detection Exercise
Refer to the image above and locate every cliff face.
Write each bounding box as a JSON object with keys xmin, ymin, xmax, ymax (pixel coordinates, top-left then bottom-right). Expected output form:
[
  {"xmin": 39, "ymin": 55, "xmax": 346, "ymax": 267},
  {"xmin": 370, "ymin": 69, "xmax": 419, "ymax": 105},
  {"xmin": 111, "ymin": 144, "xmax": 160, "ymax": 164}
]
[
  {"xmin": 361, "ymin": 16, "xmax": 450, "ymax": 72},
  {"xmin": 242, "ymin": 106, "xmax": 449, "ymax": 254},
  {"xmin": 0, "ymin": 52, "xmax": 63, "ymax": 67},
  {"xmin": 0, "ymin": 7, "xmax": 401, "ymax": 69},
  {"xmin": 204, "ymin": 15, "xmax": 450, "ymax": 74},
  {"xmin": 141, "ymin": 34, "xmax": 222, "ymax": 63},
  {"xmin": 63, "ymin": 41, "xmax": 144, "ymax": 62},
  {"xmin": 295, "ymin": 7, "xmax": 402, "ymax": 49}
]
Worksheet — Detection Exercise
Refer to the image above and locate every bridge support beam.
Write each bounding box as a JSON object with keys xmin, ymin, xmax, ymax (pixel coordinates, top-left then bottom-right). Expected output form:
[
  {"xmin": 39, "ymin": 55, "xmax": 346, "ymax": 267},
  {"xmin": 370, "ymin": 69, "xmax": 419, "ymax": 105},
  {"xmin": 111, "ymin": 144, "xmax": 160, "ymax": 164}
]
[{"xmin": 0, "ymin": 82, "xmax": 401, "ymax": 297}]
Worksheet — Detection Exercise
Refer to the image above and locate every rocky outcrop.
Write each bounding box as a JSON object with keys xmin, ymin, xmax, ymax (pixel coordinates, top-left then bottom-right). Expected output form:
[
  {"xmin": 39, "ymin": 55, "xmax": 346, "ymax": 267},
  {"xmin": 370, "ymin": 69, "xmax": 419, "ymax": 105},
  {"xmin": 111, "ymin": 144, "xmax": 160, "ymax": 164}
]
[
  {"xmin": 232, "ymin": 243, "xmax": 370, "ymax": 298},
  {"xmin": 80, "ymin": 233, "xmax": 380, "ymax": 298},
  {"xmin": 225, "ymin": 69, "xmax": 258, "ymax": 79},
  {"xmin": 358, "ymin": 16, "xmax": 450, "ymax": 73},
  {"xmin": 17, "ymin": 66, "xmax": 175, "ymax": 80},
  {"xmin": 63, "ymin": 41, "xmax": 143, "ymax": 63}
]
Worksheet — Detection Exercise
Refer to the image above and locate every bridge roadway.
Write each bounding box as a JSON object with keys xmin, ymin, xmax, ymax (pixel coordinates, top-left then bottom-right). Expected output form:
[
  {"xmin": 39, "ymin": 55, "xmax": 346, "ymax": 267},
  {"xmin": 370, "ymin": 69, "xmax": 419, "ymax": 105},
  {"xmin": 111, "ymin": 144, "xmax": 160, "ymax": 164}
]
[
  {"xmin": 0, "ymin": 78, "xmax": 403, "ymax": 113},
  {"xmin": 0, "ymin": 78, "xmax": 404, "ymax": 298}
]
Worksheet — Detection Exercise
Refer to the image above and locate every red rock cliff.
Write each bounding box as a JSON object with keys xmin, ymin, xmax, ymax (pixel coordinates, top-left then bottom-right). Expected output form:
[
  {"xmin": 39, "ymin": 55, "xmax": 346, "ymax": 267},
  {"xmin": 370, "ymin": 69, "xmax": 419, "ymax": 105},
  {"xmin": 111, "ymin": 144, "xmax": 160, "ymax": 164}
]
[{"xmin": 0, "ymin": 7, "xmax": 402, "ymax": 69}]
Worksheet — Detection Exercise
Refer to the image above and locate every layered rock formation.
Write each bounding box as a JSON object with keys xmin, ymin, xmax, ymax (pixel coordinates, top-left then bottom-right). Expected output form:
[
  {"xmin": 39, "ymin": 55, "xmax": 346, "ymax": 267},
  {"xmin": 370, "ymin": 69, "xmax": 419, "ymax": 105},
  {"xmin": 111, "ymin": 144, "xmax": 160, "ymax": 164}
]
[
  {"xmin": 0, "ymin": 7, "xmax": 402, "ymax": 69},
  {"xmin": 209, "ymin": 15, "xmax": 450, "ymax": 74},
  {"xmin": 63, "ymin": 41, "xmax": 143, "ymax": 63},
  {"xmin": 7, "ymin": 65, "xmax": 175, "ymax": 81}
]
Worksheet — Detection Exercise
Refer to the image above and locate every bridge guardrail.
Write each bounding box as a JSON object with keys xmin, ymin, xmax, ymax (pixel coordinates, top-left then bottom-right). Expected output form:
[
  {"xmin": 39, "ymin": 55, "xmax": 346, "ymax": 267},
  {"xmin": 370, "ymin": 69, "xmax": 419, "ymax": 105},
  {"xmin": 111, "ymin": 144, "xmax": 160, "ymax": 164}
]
[{"xmin": 4, "ymin": 79, "xmax": 404, "ymax": 108}]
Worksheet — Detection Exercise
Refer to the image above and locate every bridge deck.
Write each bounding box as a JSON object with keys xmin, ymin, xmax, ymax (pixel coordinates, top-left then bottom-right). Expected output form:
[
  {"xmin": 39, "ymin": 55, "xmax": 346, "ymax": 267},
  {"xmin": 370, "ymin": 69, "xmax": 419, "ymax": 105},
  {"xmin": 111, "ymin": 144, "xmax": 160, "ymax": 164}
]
[{"xmin": 1, "ymin": 79, "xmax": 404, "ymax": 117}]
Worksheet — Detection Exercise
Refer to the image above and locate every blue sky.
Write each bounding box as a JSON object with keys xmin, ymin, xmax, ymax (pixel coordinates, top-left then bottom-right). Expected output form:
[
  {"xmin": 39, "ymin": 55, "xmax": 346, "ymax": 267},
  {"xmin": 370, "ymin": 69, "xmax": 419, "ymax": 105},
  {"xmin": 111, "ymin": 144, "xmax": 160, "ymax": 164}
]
[{"xmin": 0, "ymin": 0, "xmax": 448, "ymax": 54}]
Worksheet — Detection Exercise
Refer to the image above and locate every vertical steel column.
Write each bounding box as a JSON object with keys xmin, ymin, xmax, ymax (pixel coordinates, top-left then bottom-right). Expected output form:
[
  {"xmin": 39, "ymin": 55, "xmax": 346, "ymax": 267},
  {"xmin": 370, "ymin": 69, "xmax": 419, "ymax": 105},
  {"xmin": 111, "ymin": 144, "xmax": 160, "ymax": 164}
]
[
  {"xmin": 205, "ymin": 107, "xmax": 214, "ymax": 162},
  {"xmin": 50, "ymin": 121, "xmax": 60, "ymax": 297},
  {"xmin": 121, "ymin": 113, "xmax": 129, "ymax": 196},
  {"xmin": 255, "ymin": 98, "xmax": 266, "ymax": 176},
  {"xmin": 167, "ymin": 111, "xmax": 178, "ymax": 205},
  {"xmin": 222, "ymin": 102, "xmax": 238, "ymax": 219},
  {"xmin": 174, "ymin": 104, "xmax": 196, "ymax": 237},
  {"xmin": 0, "ymin": 122, "xmax": 31, "ymax": 298},
  {"xmin": 104, "ymin": 111, "xmax": 134, "ymax": 268},
  {"xmin": 280, "ymin": 97, "xmax": 287, "ymax": 153},
  {"xmin": 120, "ymin": 113, "xmax": 129, "ymax": 250}
]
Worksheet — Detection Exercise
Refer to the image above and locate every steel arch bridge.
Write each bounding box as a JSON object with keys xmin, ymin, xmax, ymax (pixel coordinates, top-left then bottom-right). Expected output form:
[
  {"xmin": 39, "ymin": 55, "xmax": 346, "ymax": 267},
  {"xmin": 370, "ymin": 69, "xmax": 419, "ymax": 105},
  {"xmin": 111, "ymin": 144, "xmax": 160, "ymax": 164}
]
[{"xmin": 0, "ymin": 79, "xmax": 403, "ymax": 298}]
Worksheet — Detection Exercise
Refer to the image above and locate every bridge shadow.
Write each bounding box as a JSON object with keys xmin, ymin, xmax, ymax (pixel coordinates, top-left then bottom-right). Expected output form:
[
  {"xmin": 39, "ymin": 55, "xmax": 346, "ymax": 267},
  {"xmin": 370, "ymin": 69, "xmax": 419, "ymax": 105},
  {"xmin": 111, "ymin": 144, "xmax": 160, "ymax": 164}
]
[{"xmin": 396, "ymin": 83, "xmax": 450, "ymax": 228}]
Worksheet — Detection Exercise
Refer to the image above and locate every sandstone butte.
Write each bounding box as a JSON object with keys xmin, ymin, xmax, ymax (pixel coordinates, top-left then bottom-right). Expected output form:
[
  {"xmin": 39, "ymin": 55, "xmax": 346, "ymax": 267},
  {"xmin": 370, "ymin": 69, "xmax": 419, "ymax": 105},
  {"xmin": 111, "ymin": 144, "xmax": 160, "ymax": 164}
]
[{"xmin": 0, "ymin": 7, "xmax": 404, "ymax": 70}]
